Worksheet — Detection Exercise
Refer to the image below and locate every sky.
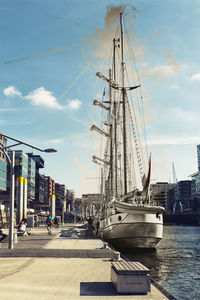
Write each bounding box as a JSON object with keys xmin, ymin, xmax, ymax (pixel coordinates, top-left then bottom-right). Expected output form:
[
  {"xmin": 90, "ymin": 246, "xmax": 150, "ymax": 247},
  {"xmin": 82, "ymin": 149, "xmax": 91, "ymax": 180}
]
[{"xmin": 1, "ymin": 0, "xmax": 200, "ymax": 196}]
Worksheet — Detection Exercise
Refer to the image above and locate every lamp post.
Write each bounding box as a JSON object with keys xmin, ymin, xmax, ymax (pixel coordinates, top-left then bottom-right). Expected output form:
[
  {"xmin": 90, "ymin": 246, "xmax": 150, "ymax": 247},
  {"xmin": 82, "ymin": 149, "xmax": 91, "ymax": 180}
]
[
  {"xmin": 0, "ymin": 133, "xmax": 57, "ymax": 249},
  {"xmin": 62, "ymin": 201, "xmax": 64, "ymax": 227}
]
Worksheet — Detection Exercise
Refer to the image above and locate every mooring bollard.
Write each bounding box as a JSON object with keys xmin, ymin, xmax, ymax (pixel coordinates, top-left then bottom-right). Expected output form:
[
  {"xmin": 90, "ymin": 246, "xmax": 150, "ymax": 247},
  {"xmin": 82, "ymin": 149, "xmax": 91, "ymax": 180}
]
[
  {"xmin": 103, "ymin": 242, "xmax": 108, "ymax": 249},
  {"xmin": 114, "ymin": 251, "xmax": 121, "ymax": 261}
]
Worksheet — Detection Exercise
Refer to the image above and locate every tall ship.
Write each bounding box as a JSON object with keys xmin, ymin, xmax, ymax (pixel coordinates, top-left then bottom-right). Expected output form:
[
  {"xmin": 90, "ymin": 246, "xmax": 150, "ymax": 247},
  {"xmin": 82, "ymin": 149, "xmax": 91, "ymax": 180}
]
[{"xmin": 91, "ymin": 12, "xmax": 165, "ymax": 250}]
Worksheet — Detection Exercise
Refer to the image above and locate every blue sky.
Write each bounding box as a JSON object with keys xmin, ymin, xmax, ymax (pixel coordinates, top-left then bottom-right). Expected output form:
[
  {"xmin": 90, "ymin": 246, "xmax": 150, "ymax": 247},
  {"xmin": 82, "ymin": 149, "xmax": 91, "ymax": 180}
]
[{"xmin": 1, "ymin": 0, "xmax": 200, "ymax": 196}]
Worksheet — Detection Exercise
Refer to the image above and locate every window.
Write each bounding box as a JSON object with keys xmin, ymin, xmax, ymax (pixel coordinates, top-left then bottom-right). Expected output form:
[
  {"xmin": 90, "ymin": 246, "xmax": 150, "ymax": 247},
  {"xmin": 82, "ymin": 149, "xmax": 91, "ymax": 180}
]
[{"xmin": 3, "ymin": 137, "xmax": 7, "ymax": 145}]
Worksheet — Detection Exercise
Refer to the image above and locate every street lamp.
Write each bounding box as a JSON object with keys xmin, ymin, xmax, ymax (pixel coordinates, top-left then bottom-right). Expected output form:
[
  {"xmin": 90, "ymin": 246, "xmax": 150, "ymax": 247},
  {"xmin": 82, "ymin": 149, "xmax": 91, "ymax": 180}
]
[
  {"xmin": 43, "ymin": 148, "xmax": 57, "ymax": 153},
  {"xmin": 0, "ymin": 133, "xmax": 57, "ymax": 249},
  {"xmin": 1, "ymin": 133, "xmax": 57, "ymax": 153}
]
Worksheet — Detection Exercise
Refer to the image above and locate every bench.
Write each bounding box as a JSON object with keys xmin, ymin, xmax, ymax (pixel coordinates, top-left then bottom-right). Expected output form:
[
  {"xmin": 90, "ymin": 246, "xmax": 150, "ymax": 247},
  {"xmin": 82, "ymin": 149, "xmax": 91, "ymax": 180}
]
[
  {"xmin": 17, "ymin": 232, "xmax": 24, "ymax": 236},
  {"xmin": 111, "ymin": 260, "xmax": 151, "ymax": 294}
]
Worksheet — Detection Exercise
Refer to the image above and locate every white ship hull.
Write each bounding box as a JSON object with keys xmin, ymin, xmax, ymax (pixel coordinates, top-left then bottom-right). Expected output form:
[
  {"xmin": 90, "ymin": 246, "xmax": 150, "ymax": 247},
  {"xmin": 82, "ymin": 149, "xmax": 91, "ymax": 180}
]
[{"xmin": 99, "ymin": 204, "xmax": 164, "ymax": 250}]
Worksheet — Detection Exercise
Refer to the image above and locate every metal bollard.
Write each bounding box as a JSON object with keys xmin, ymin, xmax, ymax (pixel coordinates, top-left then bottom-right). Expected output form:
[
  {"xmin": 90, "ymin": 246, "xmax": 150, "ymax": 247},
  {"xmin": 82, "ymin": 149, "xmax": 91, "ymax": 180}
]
[
  {"xmin": 114, "ymin": 251, "xmax": 121, "ymax": 261},
  {"xmin": 103, "ymin": 242, "xmax": 108, "ymax": 249},
  {"xmin": 14, "ymin": 232, "xmax": 18, "ymax": 244}
]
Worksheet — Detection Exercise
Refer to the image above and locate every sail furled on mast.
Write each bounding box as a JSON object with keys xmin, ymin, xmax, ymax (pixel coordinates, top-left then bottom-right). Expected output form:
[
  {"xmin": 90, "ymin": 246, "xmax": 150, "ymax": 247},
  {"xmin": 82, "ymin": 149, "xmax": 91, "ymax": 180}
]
[{"xmin": 142, "ymin": 154, "xmax": 151, "ymax": 194}]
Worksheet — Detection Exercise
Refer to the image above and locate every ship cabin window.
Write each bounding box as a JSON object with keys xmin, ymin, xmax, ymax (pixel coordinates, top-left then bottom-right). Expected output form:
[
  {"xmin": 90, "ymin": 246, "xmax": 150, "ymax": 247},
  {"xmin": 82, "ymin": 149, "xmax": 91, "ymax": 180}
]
[{"xmin": 118, "ymin": 215, "xmax": 122, "ymax": 221}]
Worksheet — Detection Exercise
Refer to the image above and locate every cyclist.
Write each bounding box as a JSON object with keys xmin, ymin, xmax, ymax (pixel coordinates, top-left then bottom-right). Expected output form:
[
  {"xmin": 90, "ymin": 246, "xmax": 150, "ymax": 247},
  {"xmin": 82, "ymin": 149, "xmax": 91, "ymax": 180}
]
[{"xmin": 46, "ymin": 215, "xmax": 54, "ymax": 235}]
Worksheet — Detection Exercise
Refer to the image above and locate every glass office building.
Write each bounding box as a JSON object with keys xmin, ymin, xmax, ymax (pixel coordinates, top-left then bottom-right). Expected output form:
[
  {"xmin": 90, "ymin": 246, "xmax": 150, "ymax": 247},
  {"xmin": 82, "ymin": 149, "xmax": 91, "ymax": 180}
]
[
  {"xmin": 28, "ymin": 157, "xmax": 36, "ymax": 202},
  {"xmin": 190, "ymin": 145, "xmax": 200, "ymax": 211},
  {"xmin": 0, "ymin": 133, "xmax": 7, "ymax": 191},
  {"xmin": 27, "ymin": 154, "xmax": 45, "ymax": 203},
  {"xmin": 14, "ymin": 150, "xmax": 28, "ymax": 178},
  {"xmin": 0, "ymin": 160, "xmax": 7, "ymax": 191},
  {"xmin": 7, "ymin": 150, "xmax": 28, "ymax": 190}
]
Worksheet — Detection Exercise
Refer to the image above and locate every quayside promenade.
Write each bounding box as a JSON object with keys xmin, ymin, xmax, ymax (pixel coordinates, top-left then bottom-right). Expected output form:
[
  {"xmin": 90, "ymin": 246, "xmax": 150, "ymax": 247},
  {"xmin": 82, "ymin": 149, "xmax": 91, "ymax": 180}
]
[{"xmin": 0, "ymin": 224, "xmax": 174, "ymax": 300}]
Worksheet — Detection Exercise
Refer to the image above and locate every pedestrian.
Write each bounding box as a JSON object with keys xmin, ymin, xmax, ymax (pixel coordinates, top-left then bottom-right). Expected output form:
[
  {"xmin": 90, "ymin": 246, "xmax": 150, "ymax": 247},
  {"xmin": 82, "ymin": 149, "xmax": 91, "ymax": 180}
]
[
  {"xmin": 46, "ymin": 215, "xmax": 54, "ymax": 235},
  {"xmin": 18, "ymin": 221, "xmax": 29, "ymax": 236},
  {"xmin": 54, "ymin": 216, "xmax": 59, "ymax": 228},
  {"xmin": 34, "ymin": 215, "xmax": 38, "ymax": 227},
  {"xmin": 0, "ymin": 222, "xmax": 7, "ymax": 242},
  {"xmin": 88, "ymin": 217, "xmax": 93, "ymax": 229}
]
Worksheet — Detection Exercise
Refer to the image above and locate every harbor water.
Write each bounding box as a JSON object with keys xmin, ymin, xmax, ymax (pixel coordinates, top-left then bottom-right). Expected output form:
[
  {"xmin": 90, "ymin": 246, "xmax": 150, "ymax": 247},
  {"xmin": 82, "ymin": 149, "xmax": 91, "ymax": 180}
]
[{"xmin": 122, "ymin": 225, "xmax": 200, "ymax": 300}]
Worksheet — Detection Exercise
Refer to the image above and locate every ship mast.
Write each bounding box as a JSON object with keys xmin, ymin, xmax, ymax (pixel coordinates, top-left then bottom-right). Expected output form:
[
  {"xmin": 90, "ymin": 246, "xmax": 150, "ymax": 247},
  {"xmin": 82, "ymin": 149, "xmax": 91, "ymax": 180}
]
[
  {"xmin": 120, "ymin": 12, "xmax": 128, "ymax": 195},
  {"xmin": 109, "ymin": 68, "xmax": 113, "ymax": 196},
  {"xmin": 113, "ymin": 38, "xmax": 118, "ymax": 198}
]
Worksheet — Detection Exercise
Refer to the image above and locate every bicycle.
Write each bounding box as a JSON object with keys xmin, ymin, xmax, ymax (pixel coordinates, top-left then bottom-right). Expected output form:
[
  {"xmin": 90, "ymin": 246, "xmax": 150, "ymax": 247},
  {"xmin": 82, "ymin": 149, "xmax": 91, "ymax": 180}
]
[{"xmin": 47, "ymin": 223, "xmax": 53, "ymax": 235}]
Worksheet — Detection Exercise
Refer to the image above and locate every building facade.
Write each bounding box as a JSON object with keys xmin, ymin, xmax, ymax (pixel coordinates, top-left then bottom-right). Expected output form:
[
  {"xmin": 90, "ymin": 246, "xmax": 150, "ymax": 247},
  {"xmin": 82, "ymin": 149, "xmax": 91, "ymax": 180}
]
[
  {"xmin": 7, "ymin": 150, "xmax": 29, "ymax": 188},
  {"xmin": 81, "ymin": 193, "xmax": 101, "ymax": 217},
  {"xmin": 177, "ymin": 180, "xmax": 192, "ymax": 211},
  {"xmin": 150, "ymin": 182, "xmax": 175, "ymax": 213},
  {"xmin": 190, "ymin": 172, "xmax": 200, "ymax": 211},
  {"xmin": 44, "ymin": 176, "xmax": 55, "ymax": 204},
  {"xmin": 7, "ymin": 150, "xmax": 29, "ymax": 222},
  {"xmin": 0, "ymin": 133, "xmax": 7, "ymax": 191},
  {"xmin": 44, "ymin": 176, "xmax": 55, "ymax": 217},
  {"xmin": 55, "ymin": 183, "xmax": 66, "ymax": 214},
  {"xmin": 27, "ymin": 154, "xmax": 45, "ymax": 204},
  {"xmin": 27, "ymin": 156, "xmax": 36, "ymax": 205},
  {"xmin": 189, "ymin": 145, "xmax": 200, "ymax": 211},
  {"xmin": 197, "ymin": 144, "xmax": 200, "ymax": 171}
]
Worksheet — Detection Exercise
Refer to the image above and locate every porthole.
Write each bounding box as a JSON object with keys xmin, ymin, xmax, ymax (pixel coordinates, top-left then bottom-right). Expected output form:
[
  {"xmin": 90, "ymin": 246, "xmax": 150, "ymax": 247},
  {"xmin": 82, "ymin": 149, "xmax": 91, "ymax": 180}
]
[{"xmin": 118, "ymin": 215, "xmax": 122, "ymax": 221}]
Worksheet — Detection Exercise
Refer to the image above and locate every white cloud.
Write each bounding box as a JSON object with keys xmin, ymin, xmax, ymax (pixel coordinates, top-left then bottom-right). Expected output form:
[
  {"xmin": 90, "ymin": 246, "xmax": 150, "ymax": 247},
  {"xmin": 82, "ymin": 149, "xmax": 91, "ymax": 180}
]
[
  {"xmin": 171, "ymin": 84, "xmax": 179, "ymax": 89},
  {"xmin": 45, "ymin": 133, "xmax": 89, "ymax": 145},
  {"xmin": 0, "ymin": 119, "xmax": 30, "ymax": 126},
  {"xmin": 154, "ymin": 106, "xmax": 199, "ymax": 127},
  {"xmin": 68, "ymin": 115, "xmax": 90, "ymax": 127},
  {"xmin": 140, "ymin": 64, "xmax": 177, "ymax": 81},
  {"xmin": 153, "ymin": 65, "xmax": 175, "ymax": 76},
  {"xmin": 169, "ymin": 106, "xmax": 199, "ymax": 124},
  {"xmin": 4, "ymin": 86, "xmax": 21, "ymax": 97},
  {"xmin": 73, "ymin": 156, "xmax": 99, "ymax": 196},
  {"xmin": 25, "ymin": 87, "xmax": 62, "ymax": 109},
  {"xmin": 0, "ymin": 108, "xmax": 17, "ymax": 112},
  {"xmin": 3, "ymin": 85, "xmax": 82, "ymax": 111},
  {"xmin": 190, "ymin": 73, "xmax": 200, "ymax": 82},
  {"xmin": 67, "ymin": 99, "xmax": 81, "ymax": 110},
  {"xmin": 95, "ymin": 93, "xmax": 103, "ymax": 99},
  {"xmin": 149, "ymin": 135, "xmax": 200, "ymax": 146},
  {"xmin": 147, "ymin": 106, "xmax": 200, "ymax": 146},
  {"xmin": 47, "ymin": 138, "xmax": 67, "ymax": 144}
]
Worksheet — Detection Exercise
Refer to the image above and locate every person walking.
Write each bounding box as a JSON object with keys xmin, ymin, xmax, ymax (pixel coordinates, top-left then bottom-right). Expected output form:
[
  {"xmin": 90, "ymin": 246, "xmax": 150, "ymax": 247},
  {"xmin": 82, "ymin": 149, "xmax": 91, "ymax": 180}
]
[
  {"xmin": 34, "ymin": 215, "xmax": 38, "ymax": 227},
  {"xmin": 46, "ymin": 215, "xmax": 54, "ymax": 235},
  {"xmin": 0, "ymin": 222, "xmax": 7, "ymax": 242}
]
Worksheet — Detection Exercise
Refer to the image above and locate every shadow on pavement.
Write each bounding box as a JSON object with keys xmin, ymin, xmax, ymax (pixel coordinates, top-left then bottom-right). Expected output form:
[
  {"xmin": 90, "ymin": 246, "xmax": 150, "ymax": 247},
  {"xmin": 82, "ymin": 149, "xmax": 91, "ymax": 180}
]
[
  {"xmin": 80, "ymin": 282, "xmax": 118, "ymax": 296},
  {"xmin": 60, "ymin": 225, "xmax": 97, "ymax": 239}
]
